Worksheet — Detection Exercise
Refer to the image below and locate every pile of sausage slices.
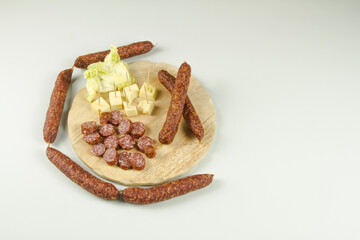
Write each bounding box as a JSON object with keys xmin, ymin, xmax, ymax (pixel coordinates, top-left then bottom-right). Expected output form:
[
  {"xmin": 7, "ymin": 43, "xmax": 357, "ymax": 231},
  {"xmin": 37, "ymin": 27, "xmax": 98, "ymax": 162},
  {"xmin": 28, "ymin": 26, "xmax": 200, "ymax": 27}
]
[
  {"xmin": 43, "ymin": 41, "xmax": 213, "ymax": 204},
  {"xmin": 81, "ymin": 110, "xmax": 156, "ymax": 171}
]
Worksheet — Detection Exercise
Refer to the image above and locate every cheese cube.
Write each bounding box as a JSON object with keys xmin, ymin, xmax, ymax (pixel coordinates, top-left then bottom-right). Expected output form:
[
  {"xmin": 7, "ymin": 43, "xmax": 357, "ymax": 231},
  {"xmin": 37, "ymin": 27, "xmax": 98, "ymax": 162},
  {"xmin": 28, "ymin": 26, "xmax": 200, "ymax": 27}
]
[
  {"xmin": 123, "ymin": 84, "xmax": 139, "ymax": 104},
  {"xmin": 123, "ymin": 102, "xmax": 138, "ymax": 117},
  {"xmin": 138, "ymin": 100, "xmax": 155, "ymax": 115},
  {"xmin": 109, "ymin": 91, "xmax": 123, "ymax": 110},
  {"xmin": 139, "ymin": 82, "xmax": 158, "ymax": 100},
  {"xmin": 91, "ymin": 97, "xmax": 111, "ymax": 113}
]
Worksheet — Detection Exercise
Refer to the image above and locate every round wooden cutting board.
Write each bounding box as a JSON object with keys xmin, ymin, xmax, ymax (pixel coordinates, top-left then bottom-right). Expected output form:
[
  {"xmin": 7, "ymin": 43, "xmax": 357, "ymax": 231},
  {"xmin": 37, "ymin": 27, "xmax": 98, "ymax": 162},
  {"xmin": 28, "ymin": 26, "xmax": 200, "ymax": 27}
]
[{"xmin": 68, "ymin": 61, "xmax": 216, "ymax": 186}]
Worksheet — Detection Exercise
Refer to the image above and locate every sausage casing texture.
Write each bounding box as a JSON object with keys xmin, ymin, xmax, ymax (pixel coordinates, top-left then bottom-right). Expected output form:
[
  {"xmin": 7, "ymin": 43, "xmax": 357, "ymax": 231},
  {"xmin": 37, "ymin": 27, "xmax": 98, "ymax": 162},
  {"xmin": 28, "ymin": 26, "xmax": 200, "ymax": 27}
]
[
  {"xmin": 121, "ymin": 174, "xmax": 214, "ymax": 204},
  {"xmin": 74, "ymin": 41, "xmax": 154, "ymax": 69},
  {"xmin": 43, "ymin": 69, "xmax": 73, "ymax": 143},
  {"xmin": 158, "ymin": 62, "xmax": 191, "ymax": 144},
  {"xmin": 158, "ymin": 70, "xmax": 204, "ymax": 142},
  {"xmin": 46, "ymin": 147, "xmax": 120, "ymax": 200}
]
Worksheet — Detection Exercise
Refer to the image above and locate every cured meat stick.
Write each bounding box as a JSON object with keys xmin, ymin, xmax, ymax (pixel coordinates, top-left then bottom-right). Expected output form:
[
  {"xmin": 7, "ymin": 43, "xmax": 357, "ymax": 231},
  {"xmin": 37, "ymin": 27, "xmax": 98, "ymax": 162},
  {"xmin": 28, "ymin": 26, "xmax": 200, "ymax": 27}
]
[
  {"xmin": 158, "ymin": 62, "xmax": 191, "ymax": 144},
  {"xmin": 43, "ymin": 69, "xmax": 73, "ymax": 143},
  {"xmin": 158, "ymin": 70, "xmax": 204, "ymax": 142},
  {"xmin": 74, "ymin": 41, "xmax": 155, "ymax": 69},
  {"xmin": 46, "ymin": 147, "xmax": 120, "ymax": 200},
  {"xmin": 121, "ymin": 174, "xmax": 214, "ymax": 204}
]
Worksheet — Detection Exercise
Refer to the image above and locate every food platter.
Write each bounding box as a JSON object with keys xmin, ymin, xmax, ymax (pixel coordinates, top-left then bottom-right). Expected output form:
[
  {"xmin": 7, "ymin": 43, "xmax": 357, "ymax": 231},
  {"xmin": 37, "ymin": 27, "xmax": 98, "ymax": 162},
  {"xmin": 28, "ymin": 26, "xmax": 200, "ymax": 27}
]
[{"xmin": 68, "ymin": 61, "xmax": 216, "ymax": 186}]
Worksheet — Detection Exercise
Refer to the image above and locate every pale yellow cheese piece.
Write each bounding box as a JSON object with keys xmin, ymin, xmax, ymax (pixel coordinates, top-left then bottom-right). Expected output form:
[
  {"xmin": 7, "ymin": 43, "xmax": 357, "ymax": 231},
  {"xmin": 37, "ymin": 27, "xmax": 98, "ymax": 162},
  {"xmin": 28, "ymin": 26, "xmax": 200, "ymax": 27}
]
[
  {"xmin": 123, "ymin": 102, "xmax": 138, "ymax": 117},
  {"xmin": 109, "ymin": 91, "xmax": 123, "ymax": 110},
  {"xmin": 91, "ymin": 97, "xmax": 111, "ymax": 113},
  {"xmin": 137, "ymin": 100, "xmax": 155, "ymax": 115},
  {"xmin": 139, "ymin": 82, "xmax": 158, "ymax": 100},
  {"xmin": 123, "ymin": 84, "xmax": 139, "ymax": 104}
]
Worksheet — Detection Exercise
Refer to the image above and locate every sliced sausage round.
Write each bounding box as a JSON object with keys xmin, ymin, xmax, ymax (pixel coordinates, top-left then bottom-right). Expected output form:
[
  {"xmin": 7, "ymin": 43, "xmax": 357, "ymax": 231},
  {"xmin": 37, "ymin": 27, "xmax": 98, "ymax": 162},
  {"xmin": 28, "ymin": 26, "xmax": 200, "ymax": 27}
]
[
  {"xmin": 130, "ymin": 122, "xmax": 146, "ymax": 139},
  {"xmin": 118, "ymin": 152, "xmax": 132, "ymax": 170},
  {"xmin": 118, "ymin": 119, "xmax": 132, "ymax": 134},
  {"xmin": 104, "ymin": 135, "xmax": 119, "ymax": 149},
  {"xmin": 137, "ymin": 136, "xmax": 154, "ymax": 153},
  {"xmin": 100, "ymin": 112, "xmax": 111, "ymax": 124},
  {"xmin": 129, "ymin": 153, "xmax": 146, "ymax": 171},
  {"xmin": 103, "ymin": 148, "xmax": 118, "ymax": 166},
  {"xmin": 83, "ymin": 132, "xmax": 102, "ymax": 145},
  {"xmin": 109, "ymin": 111, "xmax": 123, "ymax": 125},
  {"xmin": 144, "ymin": 145, "xmax": 156, "ymax": 159},
  {"xmin": 81, "ymin": 121, "xmax": 97, "ymax": 135},
  {"xmin": 99, "ymin": 124, "xmax": 115, "ymax": 137},
  {"xmin": 91, "ymin": 143, "xmax": 106, "ymax": 156},
  {"xmin": 119, "ymin": 135, "xmax": 135, "ymax": 150}
]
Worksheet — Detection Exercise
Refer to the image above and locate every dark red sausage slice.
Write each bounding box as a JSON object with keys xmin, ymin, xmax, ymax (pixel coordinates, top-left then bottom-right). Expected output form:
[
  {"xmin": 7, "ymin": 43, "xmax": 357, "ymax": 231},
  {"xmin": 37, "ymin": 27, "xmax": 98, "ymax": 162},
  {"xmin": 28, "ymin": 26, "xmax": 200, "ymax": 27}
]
[
  {"xmin": 81, "ymin": 121, "xmax": 97, "ymax": 135},
  {"xmin": 144, "ymin": 145, "xmax": 156, "ymax": 159},
  {"xmin": 91, "ymin": 143, "xmax": 106, "ymax": 156},
  {"xmin": 104, "ymin": 135, "xmax": 120, "ymax": 149},
  {"xmin": 100, "ymin": 112, "xmax": 111, "ymax": 124},
  {"xmin": 109, "ymin": 111, "xmax": 123, "ymax": 125},
  {"xmin": 103, "ymin": 148, "xmax": 118, "ymax": 166},
  {"xmin": 118, "ymin": 119, "xmax": 132, "ymax": 135},
  {"xmin": 137, "ymin": 136, "xmax": 154, "ymax": 153},
  {"xmin": 119, "ymin": 135, "xmax": 135, "ymax": 150},
  {"xmin": 129, "ymin": 153, "xmax": 146, "ymax": 171},
  {"xmin": 118, "ymin": 152, "xmax": 132, "ymax": 170},
  {"xmin": 99, "ymin": 124, "xmax": 115, "ymax": 137},
  {"xmin": 131, "ymin": 122, "xmax": 146, "ymax": 139},
  {"xmin": 83, "ymin": 132, "xmax": 102, "ymax": 145}
]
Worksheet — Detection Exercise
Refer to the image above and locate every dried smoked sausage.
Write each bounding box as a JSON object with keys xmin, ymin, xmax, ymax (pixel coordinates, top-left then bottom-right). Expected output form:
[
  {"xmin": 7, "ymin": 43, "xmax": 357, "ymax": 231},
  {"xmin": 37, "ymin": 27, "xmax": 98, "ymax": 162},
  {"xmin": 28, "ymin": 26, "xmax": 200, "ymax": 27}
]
[
  {"xmin": 158, "ymin": 70, "xmax": 204, "ymax": 142},
  {"xmin": 43, "ymin": 69, "xmax": 73, "ymax": 143},
  {"xmin": 83, "ymin": 132, "xmax": 102, "ymax": 145},
  {"xmin": 121, "ymin": 174, "xmax": 213, "ymax": 204},
  {"xmin": 99, "ymin": 124, "xmax": 115, "ymax": 137},
  {"xmin": 103, "ymin": 148, "xmax": 118, "ymax": 166},
  {"xmin": 118, "ymin": 152, "xmax": 132, "ymax": 170},
  {"xmin": 104, "ymin": 135, "xmax": 119, "ymax": 149},
  {"xmin": 46, "ymin": 147, "xmax": 119, "ymax": 200},
  {"xmin": 74, "ymin": 41, "xmax": 155, "ymax": 69},
  {"xmin": 119, "ymin": 135, "xmax": 135, "ymax": 150},
  {"xmin": 158, "ymin": 62, "xmax": 191, "ymax": 144},
  {"xmin": 118, "ymin": 119, "xmax": 132, "ymax": 135},
  {"xmin": 91, "ymin": 143, "xmax": 106, "ymax": 156},
  {"xmin": 109, "ymin": 111, "xmax": 123, "ymax": 126},
  {"xmin": 129, "ymin": 153, "xmax": 145, "ymax": 171},
  {"xmin": 137, "ymin": 136, "xmax": 153, "ymax": 153}
]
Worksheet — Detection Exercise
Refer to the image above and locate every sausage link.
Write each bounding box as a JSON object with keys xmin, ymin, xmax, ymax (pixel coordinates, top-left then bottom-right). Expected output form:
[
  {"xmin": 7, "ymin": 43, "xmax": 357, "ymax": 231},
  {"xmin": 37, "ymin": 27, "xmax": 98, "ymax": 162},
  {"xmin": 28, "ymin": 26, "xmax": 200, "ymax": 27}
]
[
  {"xmin": 43, "ymin": 69, "xmax": 73, "ymax": 143},
  {"xmin": 121, "ymin": 174, "xmax": 214, "ymax": 204},
  {"xmin": 158, "ymin": 62, "xmax": 191, "ymax": 144},
  {"xmin": 158, "ymin": 70, "xmax": 204, "ymax": 142},
  {"xmin": 74, "ymin": 41, "xmax": 154, "ymax": 69},
  {"xmin": 46, "ymin": 147, "xmax": 120, "ymax": 200}
]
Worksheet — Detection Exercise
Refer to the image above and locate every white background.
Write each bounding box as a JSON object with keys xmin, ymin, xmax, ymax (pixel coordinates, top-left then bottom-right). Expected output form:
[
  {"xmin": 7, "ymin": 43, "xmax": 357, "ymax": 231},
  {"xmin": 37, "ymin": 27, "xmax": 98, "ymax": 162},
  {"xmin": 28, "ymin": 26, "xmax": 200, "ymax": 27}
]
[{"xmin": 1, "ymin": 0, "xmax": 359, "ymax": 239}]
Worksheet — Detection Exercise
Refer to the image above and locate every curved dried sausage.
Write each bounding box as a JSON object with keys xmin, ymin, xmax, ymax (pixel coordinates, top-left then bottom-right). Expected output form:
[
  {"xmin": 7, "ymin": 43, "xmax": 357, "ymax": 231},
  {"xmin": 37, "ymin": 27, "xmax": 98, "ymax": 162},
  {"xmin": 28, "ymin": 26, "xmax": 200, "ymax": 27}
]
[
  {"xmin": 121, "ymin": 174, "xmax": 213, "ymax": 204},
  {"xmin": 74, "ymin": 41, "xmax": 155, "ymax": 69},
  {"xmin": 158, "ymin": 70, "xmax": 204, "ymax": 142},
  {"xmin": 43, "ymin": 69, "xmax": 73, "ymax": 143},
  {"xmin": 158, "ymin": 62, "xmax": 191, "ymax": 144},
  {"xmin": 46, "ymin": 147, "xmax": 119, "ymax": 200}
]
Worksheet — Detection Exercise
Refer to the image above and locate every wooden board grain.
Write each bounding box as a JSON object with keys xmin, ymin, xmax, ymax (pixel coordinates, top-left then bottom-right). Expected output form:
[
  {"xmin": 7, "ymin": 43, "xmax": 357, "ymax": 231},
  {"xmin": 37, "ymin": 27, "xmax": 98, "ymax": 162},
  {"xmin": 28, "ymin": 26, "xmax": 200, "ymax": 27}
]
[{"xmin": 68, "ymin": 61, "xmax": 216, "ymax": 186}]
